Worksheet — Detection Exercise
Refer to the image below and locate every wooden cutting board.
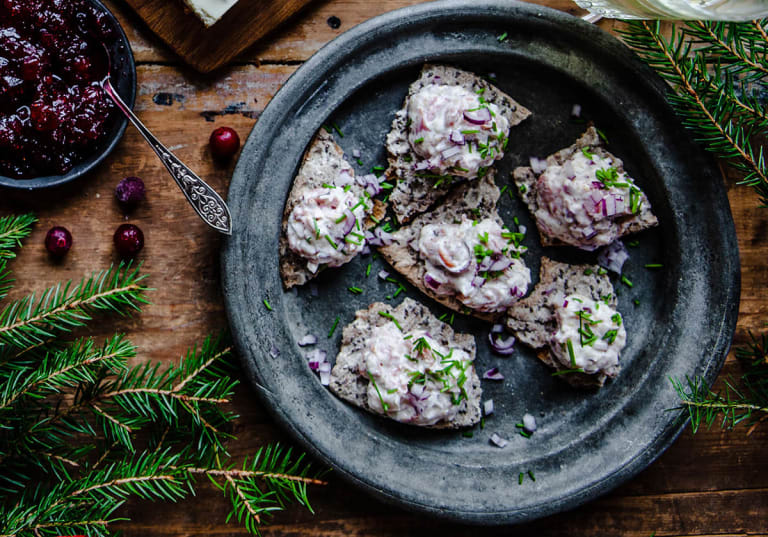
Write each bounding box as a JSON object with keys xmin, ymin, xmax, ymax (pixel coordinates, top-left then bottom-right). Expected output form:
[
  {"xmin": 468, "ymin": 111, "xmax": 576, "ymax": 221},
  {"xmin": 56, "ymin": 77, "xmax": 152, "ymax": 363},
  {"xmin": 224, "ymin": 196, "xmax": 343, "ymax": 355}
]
[{"xmin": 123, "ymin": 0, "xmax": 317, "ymax": 73}]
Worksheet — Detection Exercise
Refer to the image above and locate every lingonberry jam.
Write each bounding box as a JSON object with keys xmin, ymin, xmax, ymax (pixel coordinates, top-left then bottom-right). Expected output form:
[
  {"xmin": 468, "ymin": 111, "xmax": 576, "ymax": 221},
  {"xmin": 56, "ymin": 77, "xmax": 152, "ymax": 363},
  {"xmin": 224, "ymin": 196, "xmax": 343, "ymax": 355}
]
[{"xmin": 0, "ymin": 0, "xmax": 116, "ymax": 179}]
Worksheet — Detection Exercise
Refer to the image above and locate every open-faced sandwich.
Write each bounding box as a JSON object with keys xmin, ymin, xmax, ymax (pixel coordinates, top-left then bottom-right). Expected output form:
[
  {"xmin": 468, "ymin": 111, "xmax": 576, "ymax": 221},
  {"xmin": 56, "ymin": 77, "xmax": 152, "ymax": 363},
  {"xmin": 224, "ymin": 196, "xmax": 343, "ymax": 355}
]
[
  {"xmin": 513, "ymin": 127, "xmax": 658, "ymax": 251},
  {"xmin": 280, "ymin": 130, "xmax": 386, "ymax": 289},
  {"xmin": 329, "ymin": 298, "xmax": 482, "ymax": 428},
  {"xmin": 386, "ymin": 64, "xmax": 531, "ymax": 223},
  {"xmin": 378, "ymin": 174, "xmax": 531, "ymax": 322},
  {"xmin": 505, "ymin": 257, "xmax": 626, "ymax": 388}
]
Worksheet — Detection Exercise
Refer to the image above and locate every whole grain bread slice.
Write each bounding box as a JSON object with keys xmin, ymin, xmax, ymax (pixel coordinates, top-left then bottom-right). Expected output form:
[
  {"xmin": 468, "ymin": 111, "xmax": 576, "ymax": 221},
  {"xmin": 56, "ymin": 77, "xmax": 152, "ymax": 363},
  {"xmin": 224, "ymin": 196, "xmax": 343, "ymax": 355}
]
[
  {"xmin": 512, "ymin": 126, "xmax": 658, "ymax": 248},
  {"xmin": 386, "ymin": 64, "xmax": 531, "ymax": 223},
  {"xmin": 279, "ymin": 130, "xmax": 386, "ymax": 289},
  {"xmin": 377, "ymin": 173, "xmax": 507, "ymax": 323},
  {"xmin": 329, "ymin": 297, "xmax": 482, "ymax": 429},
  {"xmin": 505, "ymin": 257, "xmax": 618, "ymax": 388}
]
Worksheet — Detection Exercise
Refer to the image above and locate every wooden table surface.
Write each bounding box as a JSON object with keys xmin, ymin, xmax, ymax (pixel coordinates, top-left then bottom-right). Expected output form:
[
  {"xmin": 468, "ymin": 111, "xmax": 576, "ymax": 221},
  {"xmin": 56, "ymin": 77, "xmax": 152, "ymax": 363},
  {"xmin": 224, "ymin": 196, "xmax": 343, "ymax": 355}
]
[{"xmin": 2, "ymin": 0, "xmax": 767, "ymax": 535}]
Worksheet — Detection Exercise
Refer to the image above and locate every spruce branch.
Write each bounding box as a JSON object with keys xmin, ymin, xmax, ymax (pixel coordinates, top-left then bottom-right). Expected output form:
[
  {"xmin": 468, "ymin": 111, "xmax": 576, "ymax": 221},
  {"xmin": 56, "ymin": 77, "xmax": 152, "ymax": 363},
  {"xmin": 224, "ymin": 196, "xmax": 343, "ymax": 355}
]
[
  {"xmin": 0, "ymin": 213, "xmax": 324, "ymax": 536},
  {"xmin": 620, "ymin": 20, "xmax": 768, "ymax": 206},
  {"xmin": 0, "ymin": 262, "xmax": 150, "ymax": 350},
  {"xmin": 672, "ymin": 332, "xmax": 768, "ymax": 434}
]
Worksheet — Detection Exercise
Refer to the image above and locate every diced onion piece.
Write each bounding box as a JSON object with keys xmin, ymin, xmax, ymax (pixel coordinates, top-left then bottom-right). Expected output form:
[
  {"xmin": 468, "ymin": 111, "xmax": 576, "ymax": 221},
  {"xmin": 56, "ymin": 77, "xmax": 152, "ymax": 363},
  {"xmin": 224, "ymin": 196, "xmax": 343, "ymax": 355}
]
[
  {"xmin": 484, "ymin": 399, "xmax": 494, "ymax": 416},
  {"xmin": 597, "ymin": 240, "xmax": 630, "ymax": 274},
  {"xmin": 341, "ymin": 209, "xmax": 356, "ymax": 235},
  {"xmin": 489, "ymin": 332, "xmax": 516, "ymax": 355},
  {"xmin": 318, "ymin": 362, "xmax": 332, "ymax": 373},
  {"xmin": 298, "ymin": 334, "xmax": 318, "ymax": 347},
  {"xmin": 489, "ymin": 257, "xmax": 512, "ymax": 272},
  {"xmin": 529, "ymin": 156, "xmax": 547, "ymax": 174},
  {"xmin": 523, "ymin": 413, "xmax": 537, "ymax": 433},
  {"xmin": 449, "ymin": 130, "xmax": 465, "ymax": 145},
  {"xmin": 491, "ymin": 324, "xmax": 504, "ymax": 334},
  {"xmin": 319, "ymin": 370, "xmax": 331, "ymax": 386},
  {"xmin": 571, "ymin": 103, "xmax": 582, "ymax": 118},
  {"xmin": 490, "ymin": 433, "xmax": 508, "ymax": 448},
  {"xmin": 441, "ymin": 145, "xmax": 463, "ymax": 159},
  {"xmin": 352, "ymin": 149, "xmax": 361, "ymax": 158},
  {"xmin": 378, "ymin": 270, "xmax": 390, "ymax": 281},
  {"xmin": 464, "ymin": 107, "xmax": 492, "ymax": 125},
  {"xmin": 483, "ymin": 367, "xmax": 505, "ymax": 381},
  {"xmin": 269, "ymin": 345, "xmax": 280, "ymax": 358}
]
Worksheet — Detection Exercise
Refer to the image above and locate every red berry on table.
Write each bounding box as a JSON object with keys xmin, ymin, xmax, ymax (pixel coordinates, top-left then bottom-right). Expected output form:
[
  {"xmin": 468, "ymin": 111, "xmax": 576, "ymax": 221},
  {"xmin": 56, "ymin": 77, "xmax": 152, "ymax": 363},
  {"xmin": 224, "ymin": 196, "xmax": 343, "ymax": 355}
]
[
  {"xmin": 113, "ymin": 224, "xmax": 144, "ymax": 257},
  {"xmin": 115, "ymin": 176, "xmax": 146, "ymax": 206},
  {"xmin": 209, "ymin": 126, "xmax": 240, "ymax": 159},
  {"xmin": 45, "ymin": 226, "xmax": 72, "ymax": 257}
]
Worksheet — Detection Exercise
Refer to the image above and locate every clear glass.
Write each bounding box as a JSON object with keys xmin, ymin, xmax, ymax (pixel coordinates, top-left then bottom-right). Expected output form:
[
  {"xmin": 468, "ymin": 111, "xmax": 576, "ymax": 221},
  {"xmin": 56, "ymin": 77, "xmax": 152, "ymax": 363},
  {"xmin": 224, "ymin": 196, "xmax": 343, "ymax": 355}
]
[{"xmin": 574, "ymin": 0, "xmax": 768, "ymax": 19}]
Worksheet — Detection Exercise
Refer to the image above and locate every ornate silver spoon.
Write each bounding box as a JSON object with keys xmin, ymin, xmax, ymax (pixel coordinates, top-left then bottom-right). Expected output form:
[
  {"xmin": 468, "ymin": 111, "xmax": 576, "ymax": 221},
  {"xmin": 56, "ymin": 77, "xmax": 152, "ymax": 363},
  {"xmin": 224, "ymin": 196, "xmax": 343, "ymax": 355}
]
[{"xmin": 101, "ymin": 78, "xmax": 233, "ymax": 235}]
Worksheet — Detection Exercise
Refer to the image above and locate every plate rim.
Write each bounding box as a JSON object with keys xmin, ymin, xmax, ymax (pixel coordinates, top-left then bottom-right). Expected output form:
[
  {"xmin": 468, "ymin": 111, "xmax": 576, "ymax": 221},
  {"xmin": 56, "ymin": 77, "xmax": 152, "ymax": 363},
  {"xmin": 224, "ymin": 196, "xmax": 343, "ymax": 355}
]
[{"xmin": 222, "ymin": 0, "xmax": 741, "ymax": 524}]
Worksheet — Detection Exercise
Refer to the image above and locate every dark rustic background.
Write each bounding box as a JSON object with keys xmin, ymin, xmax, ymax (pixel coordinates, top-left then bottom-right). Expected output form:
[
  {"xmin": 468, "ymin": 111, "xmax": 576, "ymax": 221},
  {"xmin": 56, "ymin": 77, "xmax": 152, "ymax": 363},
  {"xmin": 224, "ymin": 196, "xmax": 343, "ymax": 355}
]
[{"xmin": 1, "ymin": 0, "xmax": 766, "ymax": 535}]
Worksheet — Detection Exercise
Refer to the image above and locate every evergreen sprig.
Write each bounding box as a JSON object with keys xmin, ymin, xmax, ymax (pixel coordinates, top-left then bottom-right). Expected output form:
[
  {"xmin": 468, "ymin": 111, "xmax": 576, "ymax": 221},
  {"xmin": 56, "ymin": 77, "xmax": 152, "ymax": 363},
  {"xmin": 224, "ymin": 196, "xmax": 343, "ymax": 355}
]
[
  {"xmin": 620, "ymin": 20, "xmax": 768, "ymax": 206},
  {"xmin": 671, "ymin": 332, "xmax": 768, "ymax": 434},
  {"xmin": 0, "ymin": 214, "xmax": 325, "ymax": 537}
]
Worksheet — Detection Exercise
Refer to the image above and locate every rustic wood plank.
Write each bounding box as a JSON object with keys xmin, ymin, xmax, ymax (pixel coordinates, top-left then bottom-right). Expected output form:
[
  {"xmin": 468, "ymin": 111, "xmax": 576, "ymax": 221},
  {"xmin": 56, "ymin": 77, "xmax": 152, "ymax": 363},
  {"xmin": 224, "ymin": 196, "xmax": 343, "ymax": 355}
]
[{"xmin": 3, "ymin": 0, "xmax": 768, "ymax": 529}]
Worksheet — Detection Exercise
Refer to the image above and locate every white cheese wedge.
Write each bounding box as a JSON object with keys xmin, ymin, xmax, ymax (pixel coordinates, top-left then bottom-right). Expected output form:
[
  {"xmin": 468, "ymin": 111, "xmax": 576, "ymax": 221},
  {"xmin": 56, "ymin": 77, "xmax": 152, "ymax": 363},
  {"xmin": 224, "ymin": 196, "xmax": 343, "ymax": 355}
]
[{"xmin": 183, "ymin": 0, "xmax": 239, "ymax": 27}]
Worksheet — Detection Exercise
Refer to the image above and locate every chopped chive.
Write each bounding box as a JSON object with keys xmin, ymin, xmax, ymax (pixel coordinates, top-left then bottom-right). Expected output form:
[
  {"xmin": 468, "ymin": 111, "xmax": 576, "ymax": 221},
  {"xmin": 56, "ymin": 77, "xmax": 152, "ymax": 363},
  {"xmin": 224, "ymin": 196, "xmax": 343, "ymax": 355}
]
[
  {"xmin": 263, "ymin": 299, "xmax": 272, "ymax": 311},
  {"xmin": 413, "ymin": 137, "xmax": 424, "ymax": 144},
  {"xmin": 644, "ymin": 263, "xmax": 663, "ymax": 269},
  {"xmin": 627, "ymin": 240, "xmax": 640, "ymax": 247},
  {"xmin": 519, "ymin": 430, "xmax": 531, "ymax": 438},
  {"xmin": 325, "ymin": 235, "xmax": 338, "ymax": 249},
  {"xmin": 378, "ymin": 311, "xmax": 402, "ymax": 331},
  {"xmin": 634, "ymin": 298, "xmax": 641, "ymax": 306},
  {"xmin": 566, "ymin": 339, "xmax": 576, "ymax": 367},
  {"xmin": 583, "ymin": 268, "xmax": 593, "ymax": 275},
  {"xmin": 500, "ymin": 185, "xmax": 508, "ymax": 196},
  {"xmin": 620, "ymin": 275, "xmax": 634, "ymax": 288},
  {"xmin": 480, "ymin": 417, "xmax": 486, "ymax": 429},
  {"xmin": 365, "ymin": 263, "xmax": 372, "ymax": 277},
  {"xmin": 596, "ymin": 128, "xmax": 608, "ymax": 142},
  {"xmin": 518, "ymin": 184, "xmax": 527, "ymax": 194},
  {"xmin": 462, "ymin": 431, "xmax": 474, "ymax": 438},
  {"xmin": 372, "ymin": 165, "xmax": 386, "ymax": 173},
  {"xmin": 335, "ymin": 213, "xmax": 348, "ymax": 224},
  {"xmin": 328, "ymin": 316, "xmax": 340, "ymax": 338},
  {"xmin": 597, "ymin": 267, "xmax": 608, "ymax": 276},
  {"xmin": 497, "ymin": 32, "xmax": 508, "ymax": 42},
  {"xmin": 518, "ymin": 473, "xmax": 524, "ymax": 485},
  {"xmin": 356, "ymin": 158, "xmax": 364, "ymax": 166},
  {"xmin": 460, "ymin": 129, "xmax": 480, "ymax": 134},
  {"xmin": 552, "ymin": 368, "xmax": 585, "ymax": 376},
  {"xmin": 322, "ymin": 125, "xmax": 332, "ymax": 133},
  {"xmin": 348, "ymin": 286, "xmax": 363, "ymax": 294},
  {"xmin": 367, "ymin": 371, "xmax": 388, "ymax": 411},
  {"xmin": 332, "ymin": 123, "xmax": 344, "ymax": 137},
  {"xmin": 527, "ymin": 470, "xmax": 536, "ymax": 481},
  {"xmin": 449, "ymin": 313, "xmax": 454, "ymax": 325}
]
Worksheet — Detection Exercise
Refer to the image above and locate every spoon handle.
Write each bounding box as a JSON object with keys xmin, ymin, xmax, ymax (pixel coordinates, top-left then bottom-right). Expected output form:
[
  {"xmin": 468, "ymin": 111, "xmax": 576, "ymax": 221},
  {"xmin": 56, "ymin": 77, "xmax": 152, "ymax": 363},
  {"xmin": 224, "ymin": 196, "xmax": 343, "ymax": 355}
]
[{"xmin": 102, "ymin": 79, "xmax": 233, "ymax": 235}]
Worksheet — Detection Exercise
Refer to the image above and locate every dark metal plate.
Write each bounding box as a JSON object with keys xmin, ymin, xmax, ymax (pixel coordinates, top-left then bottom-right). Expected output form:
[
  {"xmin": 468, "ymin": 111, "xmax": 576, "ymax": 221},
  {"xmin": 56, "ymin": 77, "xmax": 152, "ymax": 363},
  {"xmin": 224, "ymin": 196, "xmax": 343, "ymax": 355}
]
[{"xmin": 222, "ymin": 0, "xmax": 739, "ymax": 524}]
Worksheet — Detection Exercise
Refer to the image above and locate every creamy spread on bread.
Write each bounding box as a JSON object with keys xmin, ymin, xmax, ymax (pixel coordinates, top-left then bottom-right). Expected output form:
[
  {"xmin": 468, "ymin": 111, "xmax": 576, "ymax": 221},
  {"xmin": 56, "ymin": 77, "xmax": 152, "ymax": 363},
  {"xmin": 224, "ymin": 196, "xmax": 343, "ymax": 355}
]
[
  {"xmin": 534, "ymin": 148, "xmax": 645, "ymax": 250},
  {"xmin": 407, "ymin": 84, "xmax": 510, "ymax": 179},
  {"xmin": 286, "ymin": 184, "xmax": 370, "ymax": 273},
  {"xmin": 418, "ymin": 217, "xmax": 530, "ymax": 313},
  {"xmin": 363, "ymin": 322, "xmax": 472, "ymax": 425},
  {"xmin": 550, "ymin": 294, "xmax": 626, "ymax": 376}
]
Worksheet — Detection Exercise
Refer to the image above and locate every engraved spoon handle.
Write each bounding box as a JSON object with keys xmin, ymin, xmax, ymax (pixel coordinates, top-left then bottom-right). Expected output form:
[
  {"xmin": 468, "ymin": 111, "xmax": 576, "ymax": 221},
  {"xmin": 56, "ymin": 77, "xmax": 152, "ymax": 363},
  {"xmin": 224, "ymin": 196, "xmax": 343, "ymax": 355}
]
[{"xmin": 102, "ymin": 78, "xmax": 233, "ymax": 235}]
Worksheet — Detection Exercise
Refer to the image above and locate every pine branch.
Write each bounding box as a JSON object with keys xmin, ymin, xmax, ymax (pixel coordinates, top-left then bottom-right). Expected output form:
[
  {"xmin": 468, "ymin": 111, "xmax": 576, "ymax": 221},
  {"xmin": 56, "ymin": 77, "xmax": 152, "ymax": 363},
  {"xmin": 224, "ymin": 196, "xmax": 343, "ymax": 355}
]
[
  {"xmin": 0, "ymin": 214, "xmax": 36, "ymax": 302},
  {"xmin": 620, "ymin": 20, "xmax": 768, "ymax": 206},
  {"xmin": 0, "ymin": 262, "xmax": 150, "ymax": 350},
  {"xmin": 672, "ymin": 332, "xmax": 768, "ymax": 433}
]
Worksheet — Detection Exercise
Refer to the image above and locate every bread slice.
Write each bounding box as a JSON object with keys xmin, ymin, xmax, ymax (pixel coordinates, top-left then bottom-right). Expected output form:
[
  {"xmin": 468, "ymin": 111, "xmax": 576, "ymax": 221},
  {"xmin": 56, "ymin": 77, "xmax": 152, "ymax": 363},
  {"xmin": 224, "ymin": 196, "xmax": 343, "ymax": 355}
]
[
  {"xmin": 505, "ymin": 257, "xmax": 618, "ymax": 388},
  {"xmin": 386, "ymin": 64, "xmax": 531, "ymax": 223},
  {"xmin": 279, "ymin": 130, "xmax": 385, "ymax": 289},
  {"xmin": 512, "ymin": 127, "xmax": 658, "ymax": 249},
  {"xmin": 377, "ymin": 173, "xmax": 512, "ymax": 323},
  {"xmin": 329, "ymin": 298, "xmax": 482, "ymax": 429}
]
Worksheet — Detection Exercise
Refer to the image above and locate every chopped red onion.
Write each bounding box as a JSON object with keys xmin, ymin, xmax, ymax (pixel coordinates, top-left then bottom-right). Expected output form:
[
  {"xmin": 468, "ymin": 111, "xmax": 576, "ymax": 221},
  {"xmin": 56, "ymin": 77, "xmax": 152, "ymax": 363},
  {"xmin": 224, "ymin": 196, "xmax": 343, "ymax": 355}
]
[
  {"xmin": 269, "ymin": 345, "xmax": 280, "ymax": 358},
  {"xmin": 571, "ymin": 103, "xmax": 582, "ymax": 118},
  {"xmin": 563, "ymin": 160, "xmax": 575, "ymax": 180},
  {"xmin": 414, "ymin": 160, "xmax": 431, "ymax": 171},
  {"xmin": 489, "ymin": 433, "xmax": 508, "ymax": 448},
  {"xmin": 597, "ymin": 240, "xmax": 630, "ymax": 274},
  {"xmin": 352, "ymin": 148, "xmax": 361, "ymax": 158},
  {"xmin": 337, "ymin": 169, "xmax": 354, "ymax": 187},
  {"xmin": 471, "ymin": 275, "xmax": 486, "ymax": 288},
  {"xmin": 483, "ymin": 367, "xmax": 505, "ymax": 381},
  {"xmin": 318, "ymin": 362, "xmax": 331, "ymax": 373},
  {"xmin": 378, "ymin": 269, "xmax": 390, "ymax": 280},
  {"xmin": 523, "ymin": 413, "xmax": 537, "ymax": 433},
  {"xmin": 411, "ymin": 382, "xmax": 425, "ymax": 397},
  {"xmin": 464, "ymin": 107, "xmax": 492, "ymax": 125},
  {"xmin": 424, "ymin": 273, "xmax": 442, "ymax": 290},
  {"xmin": 529, "ymin": 156, "xmax": 547, "ymax": 174},
  {"xmin": 478, "ymin": 257, "xmax": 493, "ymax": 272},
  {"xmin": 604, "ymin": 195, "xmax": 617, "ymax": 217},
  {"xmin": 449, "ymin": 130, "xmax": 465, "ymax": 145},
  {"xmin": 361, "ymin": 244, "xmax": 371, "ymax": 256},
  {"xmin": 489, "ymin": 257, "xmax": 512, "ymax": 272},
  {"xmin": 341, "ymin": 209, "xmax": 356, "ymax": 235},
  {"xmin": 489, "ymin": 332, "xmax": 516, "ymax": 355},
  {"xmin": 483, "ymin": 399, "xmax": 494, "ymax": 416},
  {"xmin": 298, "ymin": 334, "xmax": 318, "ymax": 347},
  {"xmin": 491, "ymin": 324, "xmax": 504, "ymax": 334},
  {"xmin": 319, "ymin": 370, "xmax": 331, "ymax": 386},
  {"xmin": 441, "ymin": 145, "xmax": 463, "ymax": 159}
]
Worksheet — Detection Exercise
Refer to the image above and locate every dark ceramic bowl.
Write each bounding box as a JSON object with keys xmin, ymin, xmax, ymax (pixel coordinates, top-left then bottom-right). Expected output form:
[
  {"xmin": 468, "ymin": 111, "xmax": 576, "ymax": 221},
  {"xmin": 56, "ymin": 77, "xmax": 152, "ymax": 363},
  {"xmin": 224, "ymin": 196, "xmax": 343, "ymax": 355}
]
[{"xmin": 0, "ymin": 0, "xmax": 136, "ymax": 191}]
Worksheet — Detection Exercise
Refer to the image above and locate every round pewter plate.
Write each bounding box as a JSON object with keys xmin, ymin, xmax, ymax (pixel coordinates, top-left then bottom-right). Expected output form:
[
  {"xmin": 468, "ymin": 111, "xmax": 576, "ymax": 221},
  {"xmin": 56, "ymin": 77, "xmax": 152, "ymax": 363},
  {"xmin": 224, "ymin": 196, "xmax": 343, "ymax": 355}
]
[{"xmin": 222, "ymin": 0, "xmax": 739, "ymax": 524}]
